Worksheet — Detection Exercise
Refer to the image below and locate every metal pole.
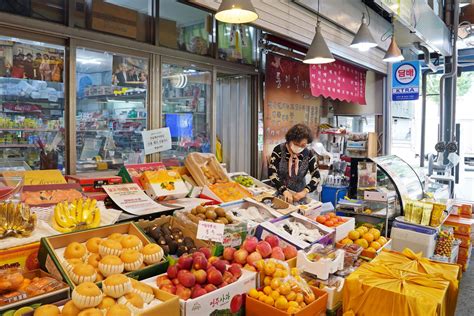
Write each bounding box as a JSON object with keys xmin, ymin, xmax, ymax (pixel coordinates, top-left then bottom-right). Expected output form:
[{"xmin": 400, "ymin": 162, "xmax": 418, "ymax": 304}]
[{"xmin": 420, "ymin": 71, "xmax": 428, "ymax": 167}]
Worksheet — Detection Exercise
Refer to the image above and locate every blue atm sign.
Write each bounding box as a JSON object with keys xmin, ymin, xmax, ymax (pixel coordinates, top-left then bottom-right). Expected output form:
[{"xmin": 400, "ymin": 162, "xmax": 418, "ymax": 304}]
[{"xmin": 392, "ymin": 61, "xmax": 420, "ymax": 101}]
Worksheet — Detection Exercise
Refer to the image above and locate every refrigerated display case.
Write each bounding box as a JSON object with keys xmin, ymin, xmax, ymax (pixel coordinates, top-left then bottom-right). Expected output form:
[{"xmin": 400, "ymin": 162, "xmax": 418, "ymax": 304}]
[
  {"xmin": 161, "ymin": 63, "xmax": 211, "ymax": 165},
  {"xmin": 0, "ymin": 37, "xmax": 65, "ymax": 170},
  {"xmin": 75, "ymin": 48, "xmax": 148, "ymax": 172}
]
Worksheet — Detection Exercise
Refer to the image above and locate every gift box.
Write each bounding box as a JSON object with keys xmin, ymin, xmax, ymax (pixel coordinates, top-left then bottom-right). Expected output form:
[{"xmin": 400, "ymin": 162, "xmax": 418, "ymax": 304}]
[
  {"xmin": 444, "ymin": 215, "xmax": 474, "ymax": 236},
  {"xmin": 140, "ymin": 170, "xmax": 189, "ymax": 200},
  {"xmin": 343, "ymin": 262, "xmax": 451, "ymax": 316}
]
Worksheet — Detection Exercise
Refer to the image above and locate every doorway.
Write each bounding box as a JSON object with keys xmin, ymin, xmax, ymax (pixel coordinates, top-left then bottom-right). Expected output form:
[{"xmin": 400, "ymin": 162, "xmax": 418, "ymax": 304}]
[{"xmin": 215, "ymin": 74, "xmax": 253, "ymax": 174}]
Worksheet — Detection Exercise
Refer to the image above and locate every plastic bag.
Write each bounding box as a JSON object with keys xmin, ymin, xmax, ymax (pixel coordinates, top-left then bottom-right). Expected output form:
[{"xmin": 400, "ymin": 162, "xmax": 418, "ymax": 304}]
[{"xmin": 0, "ymin": 268, "xmax": 24, "ymax": 294}]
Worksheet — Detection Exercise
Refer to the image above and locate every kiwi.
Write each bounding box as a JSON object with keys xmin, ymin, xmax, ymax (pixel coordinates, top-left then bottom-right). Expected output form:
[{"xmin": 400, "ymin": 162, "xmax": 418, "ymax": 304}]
[
  {"xmin": 168, "ymin": 240, "xmax": 178, "ymax": 254},
  {"xmin": 187, "ymin": 213, "xmax": 201, "ymax": 224},
  {"xmin": 215, "ymin": 207, "xmax": 226, "ymax": 217},
  {"xmin": 197, "ymin": 213, "xmax": 206, "ymax": 220},
  {"xmin": 225, "ymin": 213, "xmax": 234, "ymax": 224},
  {"xmin": 161, "ymin": 244, "xmax": 170, "ymax": 255},
  {"xmin": 196, "ymin": 206, "xmax": 206, "ymax": 214},
  {"xmin": 205, "ymin": 210, "xmax": 217, "ymax": 220},
  {"xmin": 191, "ymin": 208, "xmax": 197, "ymax": 215},
  {"xmin": 205, "ymin": 207, "xmax": 215, "ymax": 213},
  {"xmin": 183, "ymin": 237, "xmax": 195, "ymax": 247}
]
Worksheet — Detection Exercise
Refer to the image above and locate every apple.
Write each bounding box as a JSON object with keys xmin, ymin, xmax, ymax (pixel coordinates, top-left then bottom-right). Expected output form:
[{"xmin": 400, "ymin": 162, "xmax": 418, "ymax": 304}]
[
  {"xmin": 222, "ymin": 270, "xmax": 234, "ymax": 283},
  {"xmin": 212, "ymin": 259, "xmax": 227, "ymax": 274},
  {"xmin": 223, "ymin": 247, "xmax": 236, "ymax": 261},
  {"xmin": 160, "ymin": 284, "xmax": 176, "ymax": 295},
  {"xmin": 192, "ymin": 269, "xmax": 207, "ymax": 284},
  {"xmin": 218, "ymin": 281, "xmax": 228, "ymax": 288},
  {"xmin": 228, "ymin": 263, "xmax": 242, "ymax": 278},
  {"xmin": 271, "ymin": 247, "xmax": 285, "ymax": 261},
  {"xmin": 204, "ymin": 284, "xmax": 217, "ymax": 293},
  {"xmin": 208, "ymin": 256, "xmax": 219, "ymax": 265},
  {"xmin": 243, "ymin": 264, "xmax": 257, "ymax": 272},
  {"xmin": 233, "ymin": 248, "xmax": 249, "ymax": 265},
  {"xmin": 177, "ymin": 270, "xmax": 196, "ymax": 288},
  {"xmin": 283, "ymin": 245, "xmax": 298, "ymax": 260},
  {"xmin": 172, "ymin": 278, "xmax": 180, "ymax": 286},
  {"xmin": 167, "ymin": 265, "xmax": 178, "ymax": 279},
  {"xmin": 207, "ymin": 268, "xmax": 223, "ymax": 286},
  {"xmin": 242, "ymin": 236, "xmax": 258, "ymax": 253},
  {"xmin": 256, "ymin": 241, "xmax": 272, "ymax": 258},
  {"xmin": 156, "ymin": 275, "xmax": 172, "ymax": 287},
  {"xmin": 193, "ymin": 254, "xmax": 208, "ymax": 270},
  {"xmin": 199, "ymin": 247, "xmax": 212, "ymax": 259},
  {"xmin": 176, "ymin": 284, "xmax": 191, "ymax": 300},
  {"xmin": 178, "ymin": 255, "xmax": 193, "ymax": 270},
  {"xmin": 191, "ymin": 286, "xmax": 207, "ymax": 299},
  {"xmin": 230, "ymin": 294, "xmax": 243, "ymax": 313},
  {"xmin": 265, "ymin": 235, "xmax": 280, "ymax": 248}
]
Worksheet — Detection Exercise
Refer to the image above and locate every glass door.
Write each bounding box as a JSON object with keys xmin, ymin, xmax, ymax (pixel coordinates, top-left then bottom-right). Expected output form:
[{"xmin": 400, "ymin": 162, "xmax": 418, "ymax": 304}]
[
  {"xmin": 0, "ymin": 35, "xmax": 66, "ymax": 171},
  {"xmin": 160, "ymin": 61, "xmax": 212, "ymax": 166},
  {"xmin": 75, "ymin": 47, "xmax": 149, "ymax": 172}
]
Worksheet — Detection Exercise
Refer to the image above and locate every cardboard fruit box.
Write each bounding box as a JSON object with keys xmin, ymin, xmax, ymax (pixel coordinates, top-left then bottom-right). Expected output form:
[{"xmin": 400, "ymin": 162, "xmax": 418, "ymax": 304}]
[
  {"xmin": 246, "ymin": 286, "xmax": 328, "ymax": 316},
  {"xmin": 140, "ymin": 170, "xmax": 189, "ymax": 200},
  {"xmin": 0, "ymin": 242, "xmax": 40, "ymax": 271},
  {"xmin": 38, "ymin": 222, "xmax": 168, "ymax": 288},
  {"xmin": 0, "ymin": 269, "xmax": 69, "ymax": 313},
  {"xmin": 145, "ymin": 268, "xmax": 257, "ymax": 316},
  {"xmin": 118, "ymin": 162, "xmax": 167, "ymax": 186}
]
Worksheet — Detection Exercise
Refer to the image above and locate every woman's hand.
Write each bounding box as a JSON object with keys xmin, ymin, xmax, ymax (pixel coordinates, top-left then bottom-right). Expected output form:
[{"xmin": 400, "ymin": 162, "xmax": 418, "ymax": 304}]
[
  {"xmin": 283, "ymin": 190, "xmax": 294, "ymax": 204},
  {"xmin": 293, "ymin": 189, "xmax": 308, "ymax": 202}
]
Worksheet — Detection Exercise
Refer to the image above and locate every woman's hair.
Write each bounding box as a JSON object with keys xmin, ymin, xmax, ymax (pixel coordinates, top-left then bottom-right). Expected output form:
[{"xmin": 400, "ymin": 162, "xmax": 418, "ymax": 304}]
[{"xmin": 285, "ymin": 124, "xmax": 313, "ymax": 143}]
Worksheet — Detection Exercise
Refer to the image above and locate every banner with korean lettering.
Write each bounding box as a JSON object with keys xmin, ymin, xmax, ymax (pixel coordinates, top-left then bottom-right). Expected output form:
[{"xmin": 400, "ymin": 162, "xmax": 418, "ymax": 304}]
[
  {"xmin": 309, "ymin": 60, "xmax": 367, "ymax": 105},
  {"xmin": 263, "ymin": 54, "xmax": 321, "ymax": 166}
]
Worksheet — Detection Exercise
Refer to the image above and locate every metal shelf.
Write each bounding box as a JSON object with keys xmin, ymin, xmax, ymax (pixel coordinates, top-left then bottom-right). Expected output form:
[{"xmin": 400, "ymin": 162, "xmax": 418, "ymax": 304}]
[{"xmin": 0, "ymin": 128, "xmax": 57, "ymax": 132}]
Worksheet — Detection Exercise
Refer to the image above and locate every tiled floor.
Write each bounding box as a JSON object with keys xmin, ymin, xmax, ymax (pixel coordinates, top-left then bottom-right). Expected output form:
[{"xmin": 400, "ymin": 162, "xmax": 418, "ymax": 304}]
[{"xmin": 455, "ymin": 255, "xmax": 474, "ymax": 315}]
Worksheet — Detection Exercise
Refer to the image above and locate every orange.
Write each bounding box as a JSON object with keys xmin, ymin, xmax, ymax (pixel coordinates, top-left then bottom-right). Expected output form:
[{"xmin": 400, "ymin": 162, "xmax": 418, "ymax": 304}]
[
  {"xmin": 270, "ymin": 278, "xmax": 281, "ymax": 290},
  {"xmin": 370, "ymin": 241, "xmax": 381, "ymax": 250},
  {"xmin": 325, "ymin": 220, "xmax": 335, "ymax": 227},
  {"xmin": 363, "ymin": 233, "xmax": 375, "ymax": 243},
  {"xmin": 369, "ymin": 228, "xmax": 381, "ymax": 240},
  {"xmin": 366, "ymin": 247, "xmax": 377, "ymax": 253},
  {"xmin": 295, "ymin": 293, "xmax": 304, "ymax": 303},
  {"xmin": 275, "ymin": 296, "xmax": 289, "ymax": 311},
  {"xmin": 341, "ymin": 238, "xmax": 353, "ymax": 245},
  {"xmin": 316, "ymin": 215, "xmax": 326, "ymax": 224},
  {"xmin": 328, "ymin": 212, "xmax": 337, "ymax": 218},
  {"xmin": 249, "ymin": 288, "xmax": 259, "ymax": 299},
  {"xmin": 355, "ymin": 238, "xmax": 369, "ymax": 249},
  {"xmin": 279, "ymin": 283, "xmax": 291, "ymax": 295},
  {"xmin": 263, "ymin": 286, "xmax": 272, "ymax": 295},
  {"xmin": 348, "ymin": 230, "xmax": 360, "ymax": 241},
  {"xmin": 263, "ymin": 276, "xmax": 272, "ymax": 286},
  {"xmin": 377, "ymin": 237, "xmax": 387, "ymax": 246},
  {"xmin": 264, "ymin": 295, "xmax": 275, "ymax": 306},
  {"xmin": 287, "ymin": 306, "xmax": 301, "ymax": 313},
  {"xmin": 358, "ymin": 226, "xmax": 369, "ymax": 234},
  {"xmin": 286, "ymin": 291, "xmax": 297, "ymax": 301}
]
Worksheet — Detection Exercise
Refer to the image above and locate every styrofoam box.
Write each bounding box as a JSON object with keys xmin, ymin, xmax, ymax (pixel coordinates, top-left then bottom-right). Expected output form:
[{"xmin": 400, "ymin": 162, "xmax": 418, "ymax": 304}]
[
  {"xmin": 322, "ymin": 277, "xmax": 345, "ymax": 310},
  {"xmin": 390, "ymin": 226, "xmax": 437, "ymax": 258},
  {"xmin": 255, "ymin": 212, "xmax": 335, "ymax": 250},
  {"xmin": 306, "ymin": 216, "xmax": 355, "ymax": 242},
  {"xmin": 296, "ymin": 249, "xmax": 344, "ymax": 280}
]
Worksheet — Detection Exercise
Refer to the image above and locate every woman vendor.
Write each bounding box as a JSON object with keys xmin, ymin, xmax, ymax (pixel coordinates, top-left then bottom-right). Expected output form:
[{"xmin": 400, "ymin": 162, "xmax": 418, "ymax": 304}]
[{"xmin": 268, "ymin": 124, "xmax": 321, "ymax": 203}]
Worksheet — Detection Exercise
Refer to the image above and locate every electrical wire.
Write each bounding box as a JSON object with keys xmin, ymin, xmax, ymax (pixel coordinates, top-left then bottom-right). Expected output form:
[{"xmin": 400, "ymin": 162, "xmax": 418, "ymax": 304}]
[
  {"xmin": 365, "ymin": 4, "xmax": 371, "ymax": 26},
  {"xmin": 381, "ymin": 16, "xmax": 394, "ymax": 42}
]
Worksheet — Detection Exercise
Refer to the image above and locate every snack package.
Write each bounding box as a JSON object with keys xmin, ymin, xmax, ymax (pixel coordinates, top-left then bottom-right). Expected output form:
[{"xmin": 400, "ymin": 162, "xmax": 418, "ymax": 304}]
[
  {"xmin": 404, "ymin": 200, "xmax": 413, "ymax": 222},
  {"xmin": 411, "ymin": 202, "xmax": 423, "ymax": 224},
  {"xmin": 24, "ymin": 276, "xmax": 64, "ymax": 296},
  {"xmin": 430, "ymin": 203, "xmax": 446, "ymax": 227},
  {"xmin": 421, "ymin": 203, "xmax": 433, "ymax": 226}
]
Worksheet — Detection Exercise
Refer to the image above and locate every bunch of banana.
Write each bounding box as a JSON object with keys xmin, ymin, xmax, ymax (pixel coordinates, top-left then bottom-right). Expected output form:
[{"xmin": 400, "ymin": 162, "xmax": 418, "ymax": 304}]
[
  {"xmin": 0, "ymin": 202, "xmax": 36, "ymax": 239},
  {"xmin": 52, "ymin": 198, "xmax": 101, "ymax": 233}
]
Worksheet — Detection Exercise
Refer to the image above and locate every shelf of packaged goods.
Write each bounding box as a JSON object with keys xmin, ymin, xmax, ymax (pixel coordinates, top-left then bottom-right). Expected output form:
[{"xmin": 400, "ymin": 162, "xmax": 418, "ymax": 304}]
[
  {"xmin": 79, "ymin": 94, "xmax": 146, "ymax": 101},
  {"xmin": 0, "ymin": 128, "xmax": 58, "ymax": 132},
  {"xmin": 0, "ymin": 96, "xmax": 64, "ymax": 103},
  {"xmin": 0, "ymin": 144, "xmax": 36, "ymax": 148},
  {"xmin": 77, "ymin": 129, "xmax": 140, "ymax": 133}
]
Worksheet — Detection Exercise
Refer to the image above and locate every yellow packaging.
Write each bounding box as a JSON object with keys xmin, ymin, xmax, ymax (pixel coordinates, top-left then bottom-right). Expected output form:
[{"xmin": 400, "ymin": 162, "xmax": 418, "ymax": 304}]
[
  {"xmin": 421, "ymin": 203, "xmax": 433, "ymax": 226},
  {"xmin": 23, "ymin": 170, "xmax": 66, "ymax": 185},
  {"xmin": 0, "ymin": 242, "xmax": 40, "ymax": 271},
  {"xmin": 412, "ymin": 202, "xmax": 423, "ymax": 224},
  {"xmin": 404, "ymin": 200, "xmax": 413, "ymax": 222},
  {"xmin": 430, "ymin": 203, "xmax": 446, "ymax": 227},
  {"xmin": 139, "ymin": 170, "xmax": 188, "ymax": 200},
  {"xmin": 343, "ymin": 262, "xmax": 451, "ymax": 316}
]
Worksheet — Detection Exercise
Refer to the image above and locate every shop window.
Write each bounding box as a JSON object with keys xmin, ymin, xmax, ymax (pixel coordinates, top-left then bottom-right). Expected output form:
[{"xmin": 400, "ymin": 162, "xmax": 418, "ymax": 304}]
[
  {"xmin": 217, "ymin": 22, "xmax": 256, "ymax": 65},
  {"xmin": 74, "ymin": 0, "xmax": 155, "ymax": 43},
  {"xmin": 0, "ymin": 0, "xmax": 66, "ymax": 24},
  {"xmin": 159, "ymin": 0, "xmax": 213, "ymax": 56},
  {"xmin": 75, "ymin": 48, "xmax": 148, "ymax": 172},
  {"xmin": 0, "ymin": 36, "xmax": 65, "ymax": 170},
  {"xmin": 161, "ymin": 63, "xmax": 211, "ymax": 166},
  {"xmin": 336, "ymin": 116, "xmax": 375, "ymax": 133}
]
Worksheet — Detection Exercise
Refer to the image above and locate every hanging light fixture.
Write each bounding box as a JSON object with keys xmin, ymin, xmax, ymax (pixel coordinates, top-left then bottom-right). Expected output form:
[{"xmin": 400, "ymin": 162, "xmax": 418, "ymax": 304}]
[
  {"xmin": 215, "ymin": 0, "xmax": 258, "ymax": 24},
  {"xmin": 350, "ymin": 13, "xmax": 377, "ymax": 51},
  {"xmin": 303, "ymin": 0, "xmax": 335, "ymax": 64},
  {"xmin": 383, "ymin": 22, "xmax": 404, "ymax": 62}
]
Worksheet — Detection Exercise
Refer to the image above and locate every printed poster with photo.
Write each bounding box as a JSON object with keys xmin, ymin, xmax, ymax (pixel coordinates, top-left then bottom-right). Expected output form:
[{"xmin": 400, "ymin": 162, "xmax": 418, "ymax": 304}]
[
  {"xmin": 112, "ymin": 55, "xmax": 148, "ymax": 88},
  {"xmin": 0, "ymin": 40, "xmax": 64, "ymax": 82}
]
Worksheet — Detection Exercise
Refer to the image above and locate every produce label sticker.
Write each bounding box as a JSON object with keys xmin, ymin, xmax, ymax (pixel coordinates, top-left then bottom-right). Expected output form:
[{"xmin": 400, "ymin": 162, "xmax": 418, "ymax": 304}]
[
  {"xmin": 103, "ymin": 183, "xmax": 173, "ymax": 215},
  {"xmin": 197, "ymin": 221, "xmax": 225, "ymax": 243},
  {"xmin": 141, "ymin": 127, "xmax": 172, "ymax": 155}
]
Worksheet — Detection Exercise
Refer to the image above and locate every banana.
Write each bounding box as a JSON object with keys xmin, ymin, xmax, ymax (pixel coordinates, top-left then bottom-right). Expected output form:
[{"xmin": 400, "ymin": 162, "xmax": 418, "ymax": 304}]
[
  {"xmin": 51, "ymin": 198, "xmax": 101, "ymax": 233},
  {"xmin": 54, "ymin": 205, "xmax": 75, "ymax": 228},
  {"xmin": 89, "ymin": 208, "xmax": 101, "ymax": 228},
  {"xmin": 51, "ymin": 216, "xmax": 73, "ymax": 233},
  {"xmin": 76, "ymin": 198, "xmax": 83, "ymax": 223}
]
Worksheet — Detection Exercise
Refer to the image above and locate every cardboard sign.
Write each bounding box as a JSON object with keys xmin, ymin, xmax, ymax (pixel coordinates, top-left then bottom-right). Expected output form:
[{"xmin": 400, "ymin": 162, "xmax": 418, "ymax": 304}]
[
  {"xmin": 103, "ymin": 183, "xmax": 173, "ymax": 215},
  {"xmin": 142, "ymin": 128, "xmax": 172, "ymax": 155},
  {"xmin": 392, "ymin": 61, "xmax": 420, "ymax": 101},
  {"xmin": 196, "ymin": 221, "xmax": 225, "ymax": 243}
]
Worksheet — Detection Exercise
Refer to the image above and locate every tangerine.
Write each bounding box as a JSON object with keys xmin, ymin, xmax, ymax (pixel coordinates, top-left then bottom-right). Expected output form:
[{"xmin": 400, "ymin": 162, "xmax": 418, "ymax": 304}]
[
  {"xmin": 341, "ymin": 238, "xmax": 353, "ymax": 245},
  {"xmin": 249, "ymin": 288, "xmax": 259, "ymax": 299},
  {"xmin": 369, "ymin": 228, "xmax": 381, "ymax": 240},
  {"xmin": 348, "ymin": 230, "xmax": 360, "ymax": 241},
  {"xmin": 355, "ymin": 238, "xmax": 369, "ymax": 249},
  {"xmin": 378, "ymin": 237, "xmax": 387, "ymax": 246},
  {"xmin": 370, "ymin": 241, "xmax": 381, "ymax": 250},
  {"xmin": 264, "ymin": 296, "xmax": 275, "ymax": 306},
  {"xmin": 270, "ymin": 278, "xmax": 282, "ymax": 290},
  {"xmin": 363, "ymin": 233, "xmax": 375, "ymax": 243},
  {"xmin": 366, "ymin": 247, "xmax": 377, "ymax": 253},
  {"xmin": 275, "ymin": 296, "xmax": 289, "ymax": 311},
  {"xmin": 316, "ymin": 215, "xmax": 326, "ymax": 224}
]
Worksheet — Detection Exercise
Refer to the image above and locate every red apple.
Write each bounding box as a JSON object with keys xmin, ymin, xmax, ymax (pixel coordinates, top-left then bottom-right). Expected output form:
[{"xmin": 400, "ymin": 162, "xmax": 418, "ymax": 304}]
[
  {"xmin": 222, "ymin": 270, "xmax": 234, "ymax": 283},
  {"xmin": 191, "ymin": 286, "xmax": 207, "ymax": 299},
  {"xmin": 212, "ymin": 259, "xmax": 227, "ymax": 274},
  {"xmin": 192, "ymin": 269, "xmax": 207, "ymax": 284},
  {"xmin": 233, "ymin": 248, "xmax": 249, "ymax": 265},
  {"xmin": 204, "ymin": 284, "xmax": 217, "ymax": 293},
  {"xmin": 156, "ymin": 275, "xmax": 172, "ymax": 287},
  {"xmin": 242, "ymin": 236, "xmax": 258, "ymax": 253},
  {"xmin": 167, "ymin": 265, "xmax": 178, "ymax": 279},
  {"xmin": 177, "ymin": 270, "xmax": 196, "ymax": 288},
  {"xmin": 265, "ymin": 235, "xmax": 280, "ymax": 248},
  {"xmin": 228, "ymin": 263, "xmax": 242, "ymax": 278},
  {"xmin": 256, "ymin": 241, "xmax": 272, "ymax": 258},
  {"xmin": 176, "ymin": 284, "xmax": 191, "ymax": 300},
  {"xmin": 199, "ymin": 247, "xmax": 212, "ymax": 259},
  {"xmin": 208, "ymin": 256, "xmax": 219, "ymax": 265},
  {"xmin": 246, "ymin": 251, "xmax": 262, "ymax": 267},
  {"xmin": 223, "ymin": 247, "xmax": 236, "ymax": 261},
  {"xmin": 207, "ymin": 268, "xmax": 223, "ymax": 286},
  {"xmin": 160, "ymin": 284, "xmax": 176, "ymax": 295},
  {"xmin": 178, "ymin": 255, "xmax": 193, "ymax": 270},
  {"xmin": 283, "ymin": 245, "xmax": 298, "ymax": 260},
  {"xmin": 193, "ymin": 254, "xmax": 208, "ymax": 270},
  {"xmin": 271, "ymin": 247, "xmax": 285, "ymax": 261},
  {"xmin": 230, "ymin": 294, "xmax": 243, "ymax": 313},
  {"xmin": 218, "ymin": 281, "xmax": 229, "ymax": 288},
  {"xmin": 172, "ymin": 278, "xmax": 180, "ymax": 286}
]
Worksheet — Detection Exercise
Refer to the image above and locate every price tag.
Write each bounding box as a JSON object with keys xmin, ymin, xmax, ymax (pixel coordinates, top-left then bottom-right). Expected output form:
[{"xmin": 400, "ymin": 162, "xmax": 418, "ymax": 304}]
[{"xmin": 196, "ymin": 221, "xmax": 225, "ymax": 243}]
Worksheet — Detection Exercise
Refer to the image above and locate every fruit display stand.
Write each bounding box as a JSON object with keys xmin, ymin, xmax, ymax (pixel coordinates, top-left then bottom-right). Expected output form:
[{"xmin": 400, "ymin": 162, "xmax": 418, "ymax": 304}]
[
  {"xmin": 38, "ymin": 222, "xmax": 168, "ymax": 288},
  {"xmin": 296, "ymin": 248, "xmax": 344, "ymax": 280},
  {"xmin": 0, "ymin": 269, "xmax": 70, "ymax": 314},
  {"xmin": 246, "ymin": 286, "xmax": 328, "ymax": 316},
  {"xmin": 308, "ymin": 213, "xmax": 355, "ymax": 242}
]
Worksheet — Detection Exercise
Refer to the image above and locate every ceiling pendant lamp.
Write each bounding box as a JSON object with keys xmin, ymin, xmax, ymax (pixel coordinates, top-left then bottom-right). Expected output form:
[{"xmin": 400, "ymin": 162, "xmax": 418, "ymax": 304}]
[
  {"xmin": 350, "ymin": 13, "xmax": 377, "ymax": 51},
  {"xmin": 303, "ymin": 0, "xmax": 335, "ymax": 64},
  {"xmin": 383, "ymin": 36, "xmax": 404, "ymax": 62},
  {"xmin": 215, "ymin": 0, "xmax": 259, "ymax": 24}
]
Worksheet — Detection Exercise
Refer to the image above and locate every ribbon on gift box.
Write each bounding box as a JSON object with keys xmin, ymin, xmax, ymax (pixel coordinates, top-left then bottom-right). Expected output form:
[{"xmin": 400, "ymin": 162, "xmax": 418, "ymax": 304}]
[
  {"xmin": 343, "ymin": 262, "xmax": 450, "ymax": 316},
  {"xmin": 372, "ymin": 248, "xmax": 460, "ymax": 316}
]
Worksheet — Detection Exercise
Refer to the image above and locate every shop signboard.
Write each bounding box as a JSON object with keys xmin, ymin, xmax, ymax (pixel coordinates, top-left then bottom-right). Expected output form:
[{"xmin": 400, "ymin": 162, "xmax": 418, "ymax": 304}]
[
  {"xmin": 392, "ymin": 61, "xmax": 420, "ymax": 101},
  {"xmin": 263, "ymin": 54, "xmax": 320, "ymax": 166}
]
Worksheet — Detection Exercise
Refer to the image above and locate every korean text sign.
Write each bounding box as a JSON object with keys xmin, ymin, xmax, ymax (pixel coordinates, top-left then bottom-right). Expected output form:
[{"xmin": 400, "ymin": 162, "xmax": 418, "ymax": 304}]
[
  {"xmin": 392, "ymin": 61, "xmax": 420, "ymax": 101},
  {"xmin": 141, "ymin": 128, "xmax": 172, "ymax": 155}
]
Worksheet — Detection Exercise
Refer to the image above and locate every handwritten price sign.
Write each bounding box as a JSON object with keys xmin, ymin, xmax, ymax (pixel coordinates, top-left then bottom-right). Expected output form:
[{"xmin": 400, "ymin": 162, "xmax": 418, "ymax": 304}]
[{"xmin": 196, "ymin": 221, "xmax": 225, "ymax": 243}]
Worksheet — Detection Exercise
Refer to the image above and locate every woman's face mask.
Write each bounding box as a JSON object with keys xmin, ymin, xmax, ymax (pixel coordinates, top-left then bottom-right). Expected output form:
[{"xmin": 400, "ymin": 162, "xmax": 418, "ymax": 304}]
[{"xmin": 290, "ymin": 142, "xmax": 305, "ymax": 154}]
